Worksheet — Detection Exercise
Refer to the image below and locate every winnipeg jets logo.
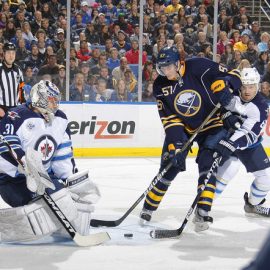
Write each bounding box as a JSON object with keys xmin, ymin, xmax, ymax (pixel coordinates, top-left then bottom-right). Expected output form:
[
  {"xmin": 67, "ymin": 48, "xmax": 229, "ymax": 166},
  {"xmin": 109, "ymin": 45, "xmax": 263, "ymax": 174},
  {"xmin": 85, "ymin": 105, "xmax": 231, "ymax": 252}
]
[
  {"xmin": 174, "ymin": 90, "xmax": 201, "ymax": 117},
  {"xmin": 7, "ymin": 111, "xmax": 20, "ymax": 120},
  {"xmin": 35, "ymin": 135, "xmax": 57, "ymax": 164}
]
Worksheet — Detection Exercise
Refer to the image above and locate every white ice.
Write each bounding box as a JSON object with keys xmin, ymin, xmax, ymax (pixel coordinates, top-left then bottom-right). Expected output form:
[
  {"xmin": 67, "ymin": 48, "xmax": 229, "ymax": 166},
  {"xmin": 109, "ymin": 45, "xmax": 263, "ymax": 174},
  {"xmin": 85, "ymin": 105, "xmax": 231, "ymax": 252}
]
[{"xmin": 1, "ymin": 157, "xmax": 270, "ymax": 270}]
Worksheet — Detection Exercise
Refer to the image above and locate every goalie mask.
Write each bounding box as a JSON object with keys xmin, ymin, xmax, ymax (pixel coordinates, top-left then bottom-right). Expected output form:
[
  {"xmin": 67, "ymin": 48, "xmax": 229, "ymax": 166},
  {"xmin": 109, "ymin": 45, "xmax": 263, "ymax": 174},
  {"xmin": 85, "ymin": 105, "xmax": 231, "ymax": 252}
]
[
  {"xmin": 156, "ymin": 46, "xmax": 182, "ymax": 85},
  {"xmin": 30, "ymin": 80, "xmax": 61, "ymax": 123},
  {"xmin": 240, "ymin": 68, "xmax": 260, "ymax": 102}
]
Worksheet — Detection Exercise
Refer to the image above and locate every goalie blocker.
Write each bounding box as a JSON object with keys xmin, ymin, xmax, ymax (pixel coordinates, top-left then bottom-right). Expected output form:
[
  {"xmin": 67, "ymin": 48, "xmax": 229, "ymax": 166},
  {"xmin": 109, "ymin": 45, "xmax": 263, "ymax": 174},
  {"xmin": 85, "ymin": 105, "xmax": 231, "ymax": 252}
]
[{"xmin": 0, "ymin": 169, "xmax": 101, "ymax": 243}]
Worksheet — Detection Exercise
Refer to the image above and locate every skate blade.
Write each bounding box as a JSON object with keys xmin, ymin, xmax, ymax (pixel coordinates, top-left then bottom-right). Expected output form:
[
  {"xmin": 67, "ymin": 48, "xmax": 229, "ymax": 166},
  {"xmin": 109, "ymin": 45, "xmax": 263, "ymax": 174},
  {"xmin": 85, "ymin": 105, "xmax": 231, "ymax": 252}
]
[{"xmin": 194, "ymin": 222, "xmax": 210, "ymax": 232}]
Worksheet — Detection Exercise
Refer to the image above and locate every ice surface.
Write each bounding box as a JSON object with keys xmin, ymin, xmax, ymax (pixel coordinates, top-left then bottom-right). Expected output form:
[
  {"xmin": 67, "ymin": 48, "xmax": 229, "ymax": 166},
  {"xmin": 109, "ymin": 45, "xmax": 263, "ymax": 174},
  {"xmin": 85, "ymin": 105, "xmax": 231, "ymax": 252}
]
[{"xmin": 0, "ymin": 157, "xmax": 269, "ymax": 270}]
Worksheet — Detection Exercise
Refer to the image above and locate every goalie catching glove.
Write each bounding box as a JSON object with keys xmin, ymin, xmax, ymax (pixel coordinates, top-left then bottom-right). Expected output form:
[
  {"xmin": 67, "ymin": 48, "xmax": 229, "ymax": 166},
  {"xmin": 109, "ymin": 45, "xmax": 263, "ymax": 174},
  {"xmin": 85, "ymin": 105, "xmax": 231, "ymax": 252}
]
[{"xmin": 18, "ymin": 148, "xmax": 55, "ymax": 195}]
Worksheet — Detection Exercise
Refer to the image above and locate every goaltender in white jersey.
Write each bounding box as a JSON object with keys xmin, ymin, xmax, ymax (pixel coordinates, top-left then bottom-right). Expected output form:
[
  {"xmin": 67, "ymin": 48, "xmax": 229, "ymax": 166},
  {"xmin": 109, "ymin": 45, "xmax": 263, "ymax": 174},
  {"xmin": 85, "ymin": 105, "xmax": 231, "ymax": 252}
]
[{"xmin": 0, "ymin": 80, "xmax": 100, "ymax": 243}]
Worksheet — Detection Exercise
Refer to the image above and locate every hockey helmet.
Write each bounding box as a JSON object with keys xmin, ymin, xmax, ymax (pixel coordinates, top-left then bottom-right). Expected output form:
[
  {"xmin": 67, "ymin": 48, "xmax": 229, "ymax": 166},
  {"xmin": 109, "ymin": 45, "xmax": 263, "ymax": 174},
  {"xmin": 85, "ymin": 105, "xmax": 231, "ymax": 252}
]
[
  {"xmin": 156, "ymin": 46, "xmax": 180, "ymax": 76},
  {"xmin": 30, "ymin": 80, "xmax": 61, "ymax": 123},
  {"xmin": 240, "ymin": 68, "xmax": 260, "ymax": 86},
  {"xmin": 3, "ymin": 42, "xmax": 16, "ymax": 52}
]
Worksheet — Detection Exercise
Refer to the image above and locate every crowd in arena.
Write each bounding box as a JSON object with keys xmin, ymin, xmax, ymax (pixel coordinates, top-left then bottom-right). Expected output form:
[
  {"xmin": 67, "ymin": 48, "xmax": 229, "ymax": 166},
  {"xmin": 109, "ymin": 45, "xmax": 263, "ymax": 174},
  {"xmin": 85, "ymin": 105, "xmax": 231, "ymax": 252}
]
[{"xmin": 1, "ymin": 0, "xmax": 270, "ymax": 102}]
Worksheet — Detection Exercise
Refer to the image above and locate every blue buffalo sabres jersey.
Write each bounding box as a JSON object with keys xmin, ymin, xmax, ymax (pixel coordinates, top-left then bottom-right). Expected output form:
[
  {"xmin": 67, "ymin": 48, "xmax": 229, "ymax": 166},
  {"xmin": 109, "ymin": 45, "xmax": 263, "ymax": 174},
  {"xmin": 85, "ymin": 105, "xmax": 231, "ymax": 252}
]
[
  {"xmin": 230, "ymin": 93, "xmax": 269, "ymax": 150},
  {"xmin": 0, "ymin": 104, "xmax": 76, "ymax": 180},
  {"xmin": 153, "ymin": 57, "xmax": 242, "ymax": 143}
]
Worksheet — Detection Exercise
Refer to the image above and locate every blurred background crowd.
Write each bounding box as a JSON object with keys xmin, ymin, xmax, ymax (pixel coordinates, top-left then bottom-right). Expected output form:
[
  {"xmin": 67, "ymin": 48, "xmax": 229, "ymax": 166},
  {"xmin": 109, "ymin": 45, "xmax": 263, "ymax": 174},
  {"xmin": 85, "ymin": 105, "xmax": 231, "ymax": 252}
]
[{"xmin": 1, "ymin": 0, "xmax": 270, "ymax": 102}]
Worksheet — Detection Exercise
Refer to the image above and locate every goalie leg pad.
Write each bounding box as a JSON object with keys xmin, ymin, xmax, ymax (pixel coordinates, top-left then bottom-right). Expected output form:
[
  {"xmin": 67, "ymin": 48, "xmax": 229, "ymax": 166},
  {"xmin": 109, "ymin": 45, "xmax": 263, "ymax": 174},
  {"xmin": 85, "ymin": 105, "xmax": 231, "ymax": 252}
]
[
  {"xmin": 66, "ymin": 170, "xmax": 101, "ymax": 204},
  {"xmin": 0, "ymin": 188, "xmax": 78, "ymax": 243}
]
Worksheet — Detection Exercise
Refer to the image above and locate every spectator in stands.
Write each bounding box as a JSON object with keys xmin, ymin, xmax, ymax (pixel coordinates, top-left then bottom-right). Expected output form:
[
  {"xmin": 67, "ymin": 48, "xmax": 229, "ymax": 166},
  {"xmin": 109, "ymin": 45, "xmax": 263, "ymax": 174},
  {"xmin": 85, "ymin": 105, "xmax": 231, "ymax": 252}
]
[
  {"xmin": 183, "ymin": 15, "xmax": 197, "ymax": 38},
  {"xmin": 229, "ymin": 29, "xmax": 241, "ymax": 45},
  {"xmin": 99, "ymin": 0, "xmax": 118, "ymax": 24},
  {"xmin": 104, "ymin": 38, "xmax": 114, "ymax": 57},
  {"xmin": 14, "ymin": 10, "xmax": 26, "ymax": 29},
  {"xmin": 1, "ymin": 1, "xmax": 12, "ymax": 19},
  {"xmin": 143, "ymin": 60, "xmax": 154, "ymax": 81},
  {"xmin": 73, "ymin": 32, "xmax": 91, "ymax": 51},
  {"xmin": 185, "ymin": 0, "xmax": 198, "ymax": 17},
  {"xmin": 258, "ymin": 32, "xmax": 270, "ymax": 53},
  {"xmin": 226, "ymin": 0, "xmax": 239, "ymax": 17},
  {"xmin": 11, "ymin": 28, "xmax": 30, "ymax": 50},
  {"xmin": 242, "ymin": 40, "xmax": 258, "ymax": 65},
  {"xmin": 107, "ymin": 47, "xmax": 120, "ymax": 71},
  {"xmin": 152, "ymin": 33, "xmax": 167, "ymax": 63},
  {"xmin": 54, "ymin": 65, "xmax": 66, "ymax": 98},
  {"xmin": 193, "ymin": 31, "xmax": 210, "ymax": 55},
  {"xmin": 79, "ymin": 1, "xmax": 92, "ymax": 25},
  {"xmin": 0, "ymin": 13, "xmax": 8, "ymax": 30},
  {"xmin": 71, "ymin": 13, "xmax": 86, "ymax": 41},
  {"xmin": 237, "ymin": 58, "xmax": 251, "ymax": 71},
  {"xmin": 130, "ymin": 24, "xmax": 140, "ymax": 42},
  {"xmin": 48, "ymin": 0, "xmax": 61, "ymax": 21},
  {"xmin": 26, "ymin": 0, "xmax": 42, "ymax": 17},
  {"xmin": 221, "ymin": 16, "xmax": 237, "ymax": 38},
  {"xmin": 95, "ymin": 13, "xmax": 109, "ymax": 32},
  {"xmin": 100, "ymin": 25, "xmax": 111, "ymax": 45},
  {"xmin": 164, "ymin": 0, "xmax": 183, "ymax": 15},
  {"xmin": 201, "ymin": 43, "xmax": 213, "ymax": 59},
  {"xmin": 4, "ymin": 18, "xmax": 16, "ymax": 41},
  {"xmin": 35, "ymin": 29, "xmax": 55, "ymax": 49},
  {"xmin": 24, "ymin": 43, "xmax": 43, "ymax": 75},
  {"xmin": 94, "ymin": 78, "xmax": 113, "ymax": 102},
  {"xmin": 37, "ymin": 53, "xmax": 59, "ymax": 82},
  {"xmin": 142, "ymin": 80, "xmax": 155, "ymax": 102},
  {"xmin": 143, "ymin": 14, "xmax": 154, "ymax": 39},
  {"xmin": 217, "ymin": 31, "xmax": 230, "ymax": 55},
  {"xmin": 228, "ymin": 49, "xmax": 242, "ymax": 69},
  {"xmin": 99, "ymin": 66, "xmax": 114, "ymax": 89},
  {"xmin": 70, "ymin": 57, "xmax": 79, "ymax": 81},
  {"xmin": 153, "ymin": 13, "xmax": 173, "ymax": 40},
  {"xmin": 112, "ymin": 56, "xmax": 129, "ymax": 81},
  {"xmin": 91, "ymin": 52, "xmax": 108, "ymax": 75},
  {"xmin": 16, "ymin": 38, "xmax": 30, "ymax": 65},
  {"xmin": 114, "ymin": 13, "xmax": 133, "ymax": 35},
  {"xmin": 80, "ymin": 61, "xmax": 91, "ymax": 82},
  {"xmin": 76, "ymin": 40, "xmax": 91, "ymax": 62},
  {"xmin": 56, "ymin": 40, "xmax": 66, "ymax": 65},
  {"xmin": 110, "ymin": 78, "xmax": 133, "ymax": 102},
  {"xmin": 41, "ymin": 3, "xmax": 54, "ymax": 24},
  {"xmin": 261, "ymin": 81, "xmax": 270, "ymax": 100},
  {"xmin": 85, "ymin": 22, "xmax": 100, "ymax": 45},
  {"xmin": 128, "ymin": 3, "xmax": 139, "ymax": 26},
  {"xmin": 70, "ymin": 72, "xmax": 95, "ymax": 101},
  {"xmin": 142, "ymin": 33, "xmax": 153, "ymax": 56},
  {"xmin": 30, "ymin": 11, "xmax": 42, "ymax": 36},
  {"xmin": 253, "ymin": 51, "xmax": 269, "ymax": 76},
  {"xmin": 262, "ymin": 61, "xmax": 270, "ymax": 83},
  {"xmin": 217, "ymin": 7, "xmax": 227, "ymax": 26},
  {"xmin": 125, "ymin": 39, "xmax": 147, "ymax": 65},
  {"xmin": 237, "ymin": 14, "xmax": 251, "ymax": 35},
  {"xmin": 88, "ymin": 47, "xmax": 101, "ymax": 68},
  {"xmin": 113, "ymin": 30, "xmax": 131, "ymax": 55},
  {"xmin": 41, "ymin": 18, "xmax": 55, "ymax": 40},
  {"xmin": 173, "ymin": 7, "xmax": 187, "ymax": 26},
  {"xmin": 124, "ymin": 68, "xmax": 137, "ymax": 94},
  {"xmin": 21, "ymin": 21, "xmax": 35, "ymax": 43},
  {"xmin": 233, "ymin": 32, "xmax": 249, "ymax": 53},
  {"xmin": 23, "ymin": 66, "xmax": 37, "ymax": 86},
  {"xmin": 250, "ymin": 21, "xmax": 261, "ymax": 44},
  {"xmin": 233, "ymin": 5, "xmax": 252, "ymax": 25}
]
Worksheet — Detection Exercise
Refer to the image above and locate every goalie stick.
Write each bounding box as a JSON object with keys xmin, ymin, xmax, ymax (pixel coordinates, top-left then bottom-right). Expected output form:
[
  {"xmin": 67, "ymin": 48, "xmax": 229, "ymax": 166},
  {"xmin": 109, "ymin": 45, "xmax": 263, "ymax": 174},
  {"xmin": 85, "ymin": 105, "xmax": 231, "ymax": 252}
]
[
  {"xmin": 150, "ymin": 154, "xmax": 222, "ymax": 239},
  {"xmin": 0, "ymin": 135, "xmax": 110, "ymax": 247},
  {"xmin": 90, "ymin": 104, "xmax": 221, "ymax": 227}
]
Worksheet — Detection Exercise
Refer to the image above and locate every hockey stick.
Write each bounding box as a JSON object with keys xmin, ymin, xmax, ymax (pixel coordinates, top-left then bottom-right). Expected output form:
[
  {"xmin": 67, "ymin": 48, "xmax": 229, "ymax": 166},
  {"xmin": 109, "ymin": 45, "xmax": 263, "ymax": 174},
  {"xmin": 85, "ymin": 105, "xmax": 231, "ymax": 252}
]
[
  {"xmin": 150, "ymin": 154, "xmax": 222, "ymax": 239},
  {"xmin": 90, "ymin": 104, "xmax": 221, "ymax": 227},
  {"xmin": 0, "ymin": 135, "xmax": 110, "ymax": 246}
]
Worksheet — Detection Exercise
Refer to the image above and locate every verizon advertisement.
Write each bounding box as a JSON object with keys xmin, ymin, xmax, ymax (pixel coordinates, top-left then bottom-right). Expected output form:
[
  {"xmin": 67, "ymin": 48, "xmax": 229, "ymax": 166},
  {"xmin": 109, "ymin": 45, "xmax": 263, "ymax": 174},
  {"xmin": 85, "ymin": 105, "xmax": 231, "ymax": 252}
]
[{"xmin": 60, "ymin": 103, "xmax": 164, "ymax": 151}]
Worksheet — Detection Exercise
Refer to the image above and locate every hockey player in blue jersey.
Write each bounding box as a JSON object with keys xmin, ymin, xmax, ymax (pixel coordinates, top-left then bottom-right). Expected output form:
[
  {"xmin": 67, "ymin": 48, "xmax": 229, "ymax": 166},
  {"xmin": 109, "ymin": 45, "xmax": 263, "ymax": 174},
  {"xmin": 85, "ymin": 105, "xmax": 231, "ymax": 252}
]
[
  {"xmin": 211, "ymin": 68, "xmax": 270, "ymax": 219},
  {"xmin": 139, "ymin": 46, "xmax": 243, "ymax": 231},
  {"xmin": 0, "ymin": 80, "xmax": 100, "ymax": 243}
]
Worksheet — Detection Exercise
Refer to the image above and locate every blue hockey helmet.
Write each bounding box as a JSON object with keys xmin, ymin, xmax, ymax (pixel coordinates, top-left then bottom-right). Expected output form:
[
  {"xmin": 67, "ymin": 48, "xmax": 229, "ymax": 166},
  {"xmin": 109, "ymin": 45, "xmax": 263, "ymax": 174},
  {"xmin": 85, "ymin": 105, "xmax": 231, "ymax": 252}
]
[{"xmin": 156, "ymin": 46, "xmax": 180, "ymax": 76}]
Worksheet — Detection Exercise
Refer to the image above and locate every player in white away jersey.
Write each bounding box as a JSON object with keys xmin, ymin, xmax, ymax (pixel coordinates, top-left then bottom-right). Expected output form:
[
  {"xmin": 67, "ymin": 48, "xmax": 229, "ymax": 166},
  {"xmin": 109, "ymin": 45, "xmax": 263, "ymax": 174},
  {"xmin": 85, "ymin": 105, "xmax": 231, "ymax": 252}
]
[{"xmin": 0, "ymin": 80, "xmax": 100, "ymax": 243}]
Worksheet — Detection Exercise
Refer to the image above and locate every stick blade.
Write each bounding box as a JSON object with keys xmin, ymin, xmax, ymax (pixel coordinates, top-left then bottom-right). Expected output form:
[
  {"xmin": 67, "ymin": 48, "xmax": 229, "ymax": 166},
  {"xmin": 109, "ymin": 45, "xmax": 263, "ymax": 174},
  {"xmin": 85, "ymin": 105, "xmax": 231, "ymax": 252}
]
[
  {"xmin": 73, "ymin": 232, "xmax": 110, "ymax": 246},
  {"xmin": 150, "ymin": 229, "xmax": 181, "ymax": 239},
  {"xmin": 90, "ymin": 219, "xmax": 120, "ymax": 227}
]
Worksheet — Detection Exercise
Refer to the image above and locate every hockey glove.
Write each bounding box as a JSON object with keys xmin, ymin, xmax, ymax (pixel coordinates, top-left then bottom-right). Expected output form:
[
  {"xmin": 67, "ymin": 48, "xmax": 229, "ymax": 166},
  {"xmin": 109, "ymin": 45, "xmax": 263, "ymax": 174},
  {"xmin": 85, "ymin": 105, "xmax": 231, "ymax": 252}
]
[
  {"xmin": 168, "ymin": 142, "xmax": 186, "ymax": 170},
  {"xmin": 218, "ymin": 88, "xmax": 234, "ymax": 107},
  {"xmin": 221, "ymin": 111, "xmax": 243, "ymax": 130},
  {"xmin": 214, "ymin": 139, "xmax": 236, "ymax": 164}
]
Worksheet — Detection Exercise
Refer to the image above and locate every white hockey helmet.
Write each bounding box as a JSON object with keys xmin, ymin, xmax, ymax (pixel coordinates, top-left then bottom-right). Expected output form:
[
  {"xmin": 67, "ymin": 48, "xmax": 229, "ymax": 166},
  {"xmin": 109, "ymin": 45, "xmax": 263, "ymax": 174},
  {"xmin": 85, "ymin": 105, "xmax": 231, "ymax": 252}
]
[
  {"xmin": 240, "ymin": 68, "xmax": 260, "ymax": 87},
  {"xmin": 30, "ymin": 80, "xmax": 61, "ymax": 123}
]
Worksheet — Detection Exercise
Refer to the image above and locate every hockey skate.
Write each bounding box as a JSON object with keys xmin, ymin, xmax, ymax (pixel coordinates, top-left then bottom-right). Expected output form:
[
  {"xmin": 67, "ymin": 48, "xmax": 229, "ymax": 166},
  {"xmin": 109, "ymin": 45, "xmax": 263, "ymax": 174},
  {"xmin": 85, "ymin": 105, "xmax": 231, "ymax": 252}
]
[
  {"xmin": 139, "ymin": 208, "xmax": 153, "ymax": 225},
  {"xmin": 193, "ymin": 208, "xmax": 213, "ymax": 232},
  {"xmin": 244, "ymin": 192, "xmax": 270, "ymax": 217}
]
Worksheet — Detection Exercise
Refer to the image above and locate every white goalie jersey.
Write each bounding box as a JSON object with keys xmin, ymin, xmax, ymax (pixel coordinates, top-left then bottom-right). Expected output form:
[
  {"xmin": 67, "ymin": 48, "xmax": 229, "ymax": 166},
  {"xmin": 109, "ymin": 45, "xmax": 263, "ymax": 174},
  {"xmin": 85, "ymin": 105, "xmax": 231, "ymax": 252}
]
[{"xmin": 0, "ymin": 104, "xmax": 76, "ymax": 180}]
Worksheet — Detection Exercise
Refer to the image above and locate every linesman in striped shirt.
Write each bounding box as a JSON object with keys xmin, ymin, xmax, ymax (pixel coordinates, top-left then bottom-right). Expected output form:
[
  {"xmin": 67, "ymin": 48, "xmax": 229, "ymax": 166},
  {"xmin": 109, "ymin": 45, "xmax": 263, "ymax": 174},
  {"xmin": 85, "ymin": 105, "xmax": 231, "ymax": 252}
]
[{"xmin": 0, "ymin": 42, "xmax": 24, "ymax": 119}]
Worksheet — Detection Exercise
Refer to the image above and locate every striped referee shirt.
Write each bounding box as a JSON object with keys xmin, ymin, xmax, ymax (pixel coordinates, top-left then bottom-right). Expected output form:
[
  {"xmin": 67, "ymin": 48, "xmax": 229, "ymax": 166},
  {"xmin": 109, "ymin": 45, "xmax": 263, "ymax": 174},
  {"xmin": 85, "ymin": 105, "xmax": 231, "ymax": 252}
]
[{"xmin": 0, "ymin": 62, "xmax": 24, "ymax": 109}]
